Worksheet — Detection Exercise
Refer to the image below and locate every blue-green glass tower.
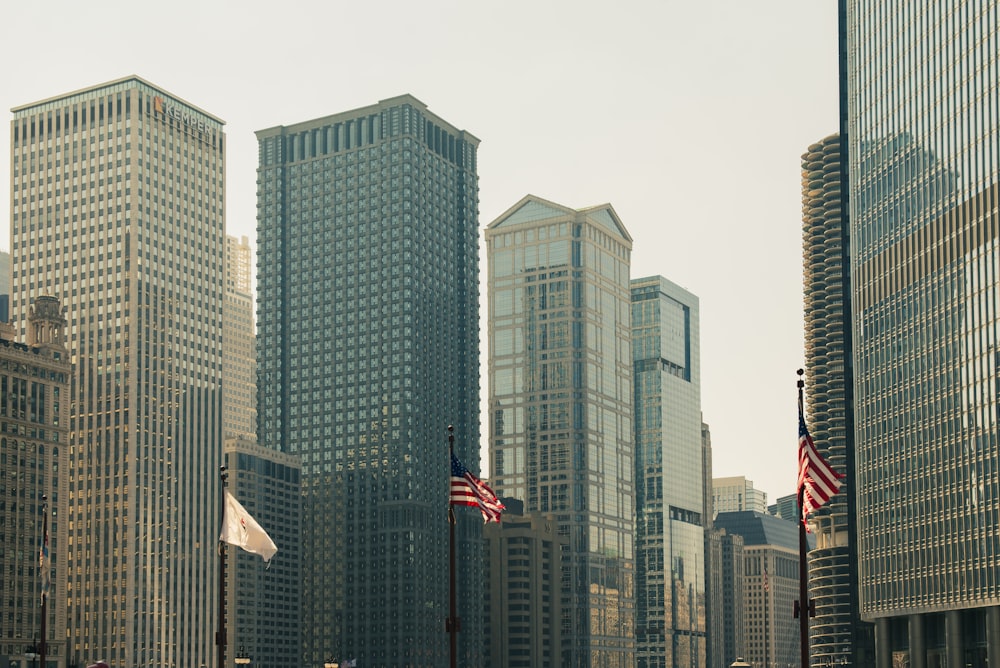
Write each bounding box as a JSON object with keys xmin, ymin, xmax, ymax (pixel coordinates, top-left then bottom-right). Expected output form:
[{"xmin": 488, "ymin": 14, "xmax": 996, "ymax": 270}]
[
  {"xmin": 631, "ymin": 276, "xmax": 705, "ymax": 667},
  {"xmin": 255, "ymin": 95, "xmax": 481, "ymax": 667},
  {"xmin": 848, "ymin": 1, "xmax": 1000, "ymax": 665}
]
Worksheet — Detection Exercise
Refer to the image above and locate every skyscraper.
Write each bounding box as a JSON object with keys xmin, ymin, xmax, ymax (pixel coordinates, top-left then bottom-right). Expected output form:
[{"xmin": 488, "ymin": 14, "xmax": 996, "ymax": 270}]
[
  {"xmin": 486, "ymin": 194, "xmax": 635, "ymax": 667},
  {"xmin": 10, "ymin": 77, "xmax": 226, "ymax": 668},
  {"xmin": 631, "ymin": 276, "xmax": 705, "ymax": 667},
  {"xmin": 0, "ymin": 297, "xmax": 70, "ymax": 668},
  {"xmin": 847, "ymin": 2, "xmax": 1000, "ymax": 664},
  {"xmin": 0, "ymin": 250, "xmax": 10, "ymax": 322},
  {"xmin": 801, "ymin": 133, "xmax": 873, "ymax": 666},
  {"xmin": 224, "ymin": 235, "xmax": 256, "ymax": 439},
  {"xmin": 255, "ymin": 95, "xmax": 481, "ymax": 667}
]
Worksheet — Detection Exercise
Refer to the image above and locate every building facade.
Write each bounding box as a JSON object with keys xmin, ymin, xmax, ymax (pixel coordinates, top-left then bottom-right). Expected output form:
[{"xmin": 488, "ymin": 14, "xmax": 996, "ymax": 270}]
[
  {"xmin": 10, "ymin": 77, "xmax": 226, "ymax": 668},
  {"xmin": 802, "ymin": 133, "xmax": 874, "ymax": 665},
  {"xmin": 847, "ymin": 2, "xmax": 1000, "ymax": 665},
  {"xmin": 255, "ymin": 95, "xmax": 482, "ymax": 667},
  {"xmin": 0, "ymin": 297, "xmax": 71, "ymax": 668},
  {"xmin": 224, "ymin": 235, "xmax": 256, "ymax": 439},
  {"xmin": 223, "ymin": 437, "xmax": 301, "ymax": 668},
  {"xmin": 486, "ymin": 194, "xmax": 635, "ymax": 667},
  {"xmin": 631, "ymin": 276, "xmax": 706, "ymax": 667},
  {"xmin": 715, "ymin": 512, "xmax": 801, "ymax": 668},
  {"xmin": 712, "ymin": 476, "xmax": 768, "ymax": 515},
  {"xmin": 483, "ymin": 498, "xmax": 567, "ymax": 668},
  {"xmin": 1, "ymin": 251, "xmax": 10, "ymax": 322}
]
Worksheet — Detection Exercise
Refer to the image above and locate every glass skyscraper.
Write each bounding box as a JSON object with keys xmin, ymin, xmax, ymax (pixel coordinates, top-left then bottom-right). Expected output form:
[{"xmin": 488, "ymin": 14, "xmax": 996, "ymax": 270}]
[
  {"xmin": 10, "ymin": 77, "xmax": 226, "ymax": 668},
  {"xmin": 631, "ymin": 276, "xmax": 705, "ymax": 667},
  {"xmin": 848, "ymin": 2, "xmax": 1000, "ymax": 664},
  {"xmin": 486, "ymin": 195, "xmax": 635, "ymax": 667},
  {"xmin": 255, "ymin": 95, "xmax": 481, "ymax": 667}
]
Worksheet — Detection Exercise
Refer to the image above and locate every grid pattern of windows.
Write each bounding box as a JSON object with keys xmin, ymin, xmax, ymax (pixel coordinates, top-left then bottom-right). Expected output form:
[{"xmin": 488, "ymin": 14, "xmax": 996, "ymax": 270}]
[
  {"xmin": 223, "ymin": 235, "xmax": 256, "ymax": 439},
  {"xmin": 256, "ymin": 95, "xmax": 481, "ymax": 667},
  {"xmin": 631, "ymin": 276, "xmax": 706, "ymax": 668},
  {"xmin": 0, "ymin": 312, "xmax": 70, "ymax": 666},
  {"xmin": 850, "ymin": 0, "xmax": 1000, "ymax": 618},
  {"xmin": 848, "ymin": 2, "xmax": 1000, "ymax": 662},
  {"xmin": 486, "ymin": 196, "xmax": 635, "ymax": 668},
  {"xmin": 10, "ymin": 77, "xmax": 225, "ymax": 668}
]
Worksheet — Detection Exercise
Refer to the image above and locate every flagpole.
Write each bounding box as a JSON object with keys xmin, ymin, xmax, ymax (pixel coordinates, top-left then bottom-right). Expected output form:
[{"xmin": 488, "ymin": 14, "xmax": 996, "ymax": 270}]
[
  {"xmin": 217, "ymin": 466, "xmax": 228, "ymax": 668},
  {"xmin": 39, "ymin": 494, "xmax": 48, "ymax": 668},
  {"xmin": 446, "ymin": 425, "xmax": 459, "ymax": 668},
  {"xmin": 797, "ymin": 370, "xmax": 810, "ymax": 668}
]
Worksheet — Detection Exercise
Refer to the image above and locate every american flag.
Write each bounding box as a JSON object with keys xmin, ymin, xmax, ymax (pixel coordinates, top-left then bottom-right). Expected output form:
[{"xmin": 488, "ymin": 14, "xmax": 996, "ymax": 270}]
[
  {"xmin": 451, "ymin": 454, "xmax": 505, "ymax": 523},
  {"xmin": 39, "ymin": 524, "xmax": 50, "ymax": 604},
  {"xmin": 797, "ymin": 405, "xmax": 844, "ymax": 522}
]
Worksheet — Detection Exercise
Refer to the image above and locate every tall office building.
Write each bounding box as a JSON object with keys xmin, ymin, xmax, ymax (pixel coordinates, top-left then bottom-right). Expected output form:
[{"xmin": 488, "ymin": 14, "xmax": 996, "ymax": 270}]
[
  {"xmin": 255, "ymin": 95, "xmax": 481, "ymax": 667},
  {"xmin": 0, "ymin": 297, "xmax": 70, "ymax": 668},
  {"xmin": 801, "ymin": 133, "xmax": 873, "ymax": 665},
  {"xmin": 847, "ymin": 3, "xmax": 1000, "ymax": 665},
  {"xmin": 712, "ymin": 476, "xmax": 768, "ymax": 515},
  {"xmin": 223, "ymin": 437, "xmax": 301, "ymax": 668},
  {"xmin": 10, "ymin": 77, "xmax": 226, "ymax": 668},
  {"xmin": 486, "ymin": 194, "xmax": 635, "ymax": 667},
  {"xmin": 631, "ymin": 276, "xmax": 705, "ymax": 667},
  {"xmin": 224, "ymin": 235, "xmax": 256, "ymax": 439}
]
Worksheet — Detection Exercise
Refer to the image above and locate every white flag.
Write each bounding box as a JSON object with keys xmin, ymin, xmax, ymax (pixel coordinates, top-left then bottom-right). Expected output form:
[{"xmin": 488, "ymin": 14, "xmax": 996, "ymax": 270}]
[{"xmin": 220, "ymin": 489, "xmax": 278, "ymax": 563}]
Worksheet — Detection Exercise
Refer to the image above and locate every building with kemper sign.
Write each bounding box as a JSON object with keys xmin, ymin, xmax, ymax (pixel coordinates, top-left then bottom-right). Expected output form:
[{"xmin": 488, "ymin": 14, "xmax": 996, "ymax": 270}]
[{"xmin": 10, "ymin": 77, "xmax": 226, "ymax": 668}]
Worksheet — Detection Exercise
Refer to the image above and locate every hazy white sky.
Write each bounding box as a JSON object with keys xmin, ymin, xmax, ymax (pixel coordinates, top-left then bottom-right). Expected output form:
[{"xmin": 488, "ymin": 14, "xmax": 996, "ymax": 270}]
[{"xmin": 1, "ymin": 0, "xmax": 839, "ymax": 500}]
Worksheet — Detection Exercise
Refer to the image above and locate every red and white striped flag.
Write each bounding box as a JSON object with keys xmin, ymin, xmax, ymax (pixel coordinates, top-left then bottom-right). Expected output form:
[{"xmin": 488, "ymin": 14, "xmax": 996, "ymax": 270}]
[
  {"xmin": 798, "ymin": 405, "xmax": 844, "ymax": 522},
  {"xmin": 451, "ymin": 453, "xmax": 505, "ymax": 523}
]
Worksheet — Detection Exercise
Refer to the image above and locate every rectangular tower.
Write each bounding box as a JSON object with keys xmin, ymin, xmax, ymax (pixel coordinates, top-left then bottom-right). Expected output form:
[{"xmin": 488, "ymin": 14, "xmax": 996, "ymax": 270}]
[
  {"xmin": 224, "ymin": 235, "xmax": 256, "ymax": 439},
  {"xmin": 255, "ymin": 95, "xmax": 481, "ymax": 667},
  {"xmin": 10, "ymin": 77, "xmax": 226, "ymax": 668},
  {"xmin": 631, "ymin": 276, "xmax": 705, "ymax": 667},
  {"xmin": 486, "ymin": 195, "xmax": 635, "ymax": 667},
  {"xmin": 847, "ymin": 2, "xmax": 1000, "ymax": 664}
]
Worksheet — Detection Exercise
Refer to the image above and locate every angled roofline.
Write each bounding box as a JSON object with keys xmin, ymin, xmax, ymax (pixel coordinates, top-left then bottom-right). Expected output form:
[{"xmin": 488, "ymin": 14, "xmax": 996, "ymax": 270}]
[{"xmin": 487, "ymin": 193, "xmax": 632, "ymax": 242}]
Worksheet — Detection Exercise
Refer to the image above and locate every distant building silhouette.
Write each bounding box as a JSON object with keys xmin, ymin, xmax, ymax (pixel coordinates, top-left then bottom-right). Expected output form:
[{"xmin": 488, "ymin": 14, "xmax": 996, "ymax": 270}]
[{"xmin": 0, "ymin": 297, "xmax": 70, "ymax": 668}]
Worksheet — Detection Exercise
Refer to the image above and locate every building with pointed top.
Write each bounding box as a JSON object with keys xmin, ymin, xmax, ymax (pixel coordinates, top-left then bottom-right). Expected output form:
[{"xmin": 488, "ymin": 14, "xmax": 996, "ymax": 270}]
[{"xmin": 486, "ymin": 195, "xmax": 635, "ymax": 667}]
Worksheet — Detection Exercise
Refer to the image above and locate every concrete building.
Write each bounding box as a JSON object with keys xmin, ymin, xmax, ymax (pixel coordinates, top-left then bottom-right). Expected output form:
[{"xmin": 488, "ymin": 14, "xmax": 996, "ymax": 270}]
[
  {"xmin": 715, "ymin": 512, "xmax": 802, "ymax": 668},
  {"xmin": 223, "ymin": 437, "xmax": 301, "ymax": 668},
  {"xmin": 801, "ymin": 133, "xmax": 874, "ymax": 665},
  {"xmin": 10, "ymin": 77, "xmax": 226, "ymax": 668},
  {"xmin": 483, "ymin": 498, "xmax": 566, "ymax": 668},
  {"xmin": 631, "ymin": 276, "xmax": 705, "ymax": 667},
  {"xmin": 256, "ymin": 95, "xmax": 482, "ymax": 667},
  {"xmin": 846, "ymin": 2, "xmax": 1000, "ymax": 665},
  {"xmin": 224, "ymin": 235, "xmax": 256, "ymax": 439},
  {"xmin": 486, "ymin": 195, "xmax": 635, "ymax": 667},
  {"xmin": 0, "ymin": 297, "xmax": 71, "ymax": 668},
  {"xmin": 712, "ymin": 476, "xmax": 768, "ymax": 515}
]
